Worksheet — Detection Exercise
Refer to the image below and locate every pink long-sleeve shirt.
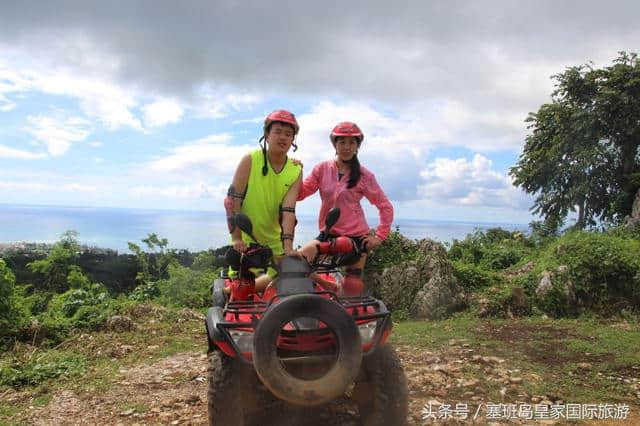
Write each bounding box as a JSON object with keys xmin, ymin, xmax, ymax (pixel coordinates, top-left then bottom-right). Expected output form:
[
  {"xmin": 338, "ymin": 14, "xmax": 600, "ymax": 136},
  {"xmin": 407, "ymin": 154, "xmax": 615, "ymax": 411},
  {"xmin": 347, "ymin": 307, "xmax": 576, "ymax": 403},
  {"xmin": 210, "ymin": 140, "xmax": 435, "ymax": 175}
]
[{"xmin": 298, "ymin": 160, "xmax": 394, "ymax": 240}]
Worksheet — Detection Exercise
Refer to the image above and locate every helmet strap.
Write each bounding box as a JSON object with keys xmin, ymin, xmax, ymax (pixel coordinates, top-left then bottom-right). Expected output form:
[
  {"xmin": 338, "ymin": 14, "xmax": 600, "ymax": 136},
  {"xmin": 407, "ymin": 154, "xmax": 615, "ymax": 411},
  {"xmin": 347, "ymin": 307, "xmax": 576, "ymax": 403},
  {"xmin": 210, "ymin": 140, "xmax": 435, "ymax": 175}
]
[{"xmin": 259, "ymin": 136, "xmax": 268, "ymax": 176}]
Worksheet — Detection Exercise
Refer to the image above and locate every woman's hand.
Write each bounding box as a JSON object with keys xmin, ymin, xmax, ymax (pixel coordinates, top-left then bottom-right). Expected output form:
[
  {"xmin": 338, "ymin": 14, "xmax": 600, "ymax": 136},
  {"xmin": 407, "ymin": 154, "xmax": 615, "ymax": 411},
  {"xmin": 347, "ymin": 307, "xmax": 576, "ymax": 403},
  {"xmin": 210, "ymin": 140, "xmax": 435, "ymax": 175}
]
[
  {"xmin": 290, "ymin": 157, "xmax": 304, "ymax": 168},
  {"xmin": 232, "ymin": 238, "xmax": 247, "ymax": 253},
  {"xmin": 362, "ymin": 235, "xmax": 382, "ymax": 252}
]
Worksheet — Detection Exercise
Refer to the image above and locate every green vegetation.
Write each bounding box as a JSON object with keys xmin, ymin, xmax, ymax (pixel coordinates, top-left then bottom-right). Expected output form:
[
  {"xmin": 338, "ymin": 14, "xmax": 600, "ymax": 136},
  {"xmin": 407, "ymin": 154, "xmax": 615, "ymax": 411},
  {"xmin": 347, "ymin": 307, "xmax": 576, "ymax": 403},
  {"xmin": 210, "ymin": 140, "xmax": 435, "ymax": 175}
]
[
  {"xmin": 0, "ymin": 230, "xmax": 223, "ymax": 350},
  {"xmin": 510, "ymin": 51, "xmax": 640, "ymax": 228}
]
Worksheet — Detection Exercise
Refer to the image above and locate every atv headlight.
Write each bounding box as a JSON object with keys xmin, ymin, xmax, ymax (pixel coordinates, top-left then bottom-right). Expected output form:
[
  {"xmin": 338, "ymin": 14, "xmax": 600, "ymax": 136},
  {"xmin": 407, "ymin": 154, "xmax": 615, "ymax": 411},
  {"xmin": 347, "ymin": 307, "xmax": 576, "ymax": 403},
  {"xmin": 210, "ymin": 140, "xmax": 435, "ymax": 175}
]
[
  {"xmin": 358, "ymin": 321, "xmax": 378, "ymax": 344},
  {"xmin": 229, "ymin": 330, "xmax": 253, "ymax": 353}
]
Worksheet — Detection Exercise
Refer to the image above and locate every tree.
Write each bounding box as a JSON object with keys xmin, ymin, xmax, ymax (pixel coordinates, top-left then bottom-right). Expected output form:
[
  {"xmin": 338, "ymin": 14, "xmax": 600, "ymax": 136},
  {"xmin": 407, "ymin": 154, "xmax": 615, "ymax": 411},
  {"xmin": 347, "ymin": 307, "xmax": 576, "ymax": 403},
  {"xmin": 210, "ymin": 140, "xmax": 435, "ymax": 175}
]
[
  {"xmin": 127, "ymin": 233, "xmax": 177, "ymax": 284},
  {"xmin": 27, "ymin": 231, "xmax": 80, "ymax": 292},
  {"xmin": 511, "ymin": 51, "xmax": 640, "ymax": 228}
]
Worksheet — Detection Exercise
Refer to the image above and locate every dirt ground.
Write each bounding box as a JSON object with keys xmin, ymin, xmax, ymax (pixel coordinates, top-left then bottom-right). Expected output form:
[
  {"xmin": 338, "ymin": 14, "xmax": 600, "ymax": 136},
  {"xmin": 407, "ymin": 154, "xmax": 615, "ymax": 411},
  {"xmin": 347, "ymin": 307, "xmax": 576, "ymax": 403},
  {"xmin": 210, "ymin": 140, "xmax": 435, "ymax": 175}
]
[
  {"xmin": 7, "ymin": 342, "xmax": 638, "ymax": 425},
  {"xmin": 5, "ymin": 314, "xmax": 639, "ymax": 426}
]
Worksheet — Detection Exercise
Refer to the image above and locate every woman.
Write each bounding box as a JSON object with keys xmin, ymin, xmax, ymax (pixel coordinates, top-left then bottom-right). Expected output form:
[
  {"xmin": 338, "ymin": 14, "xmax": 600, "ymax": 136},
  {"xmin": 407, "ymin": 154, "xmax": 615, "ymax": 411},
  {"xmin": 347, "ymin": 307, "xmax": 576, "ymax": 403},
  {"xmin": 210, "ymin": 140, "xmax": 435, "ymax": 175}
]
[{"xmin": 298, "ymin": 122, "xmax": 393, "ymax": 295}]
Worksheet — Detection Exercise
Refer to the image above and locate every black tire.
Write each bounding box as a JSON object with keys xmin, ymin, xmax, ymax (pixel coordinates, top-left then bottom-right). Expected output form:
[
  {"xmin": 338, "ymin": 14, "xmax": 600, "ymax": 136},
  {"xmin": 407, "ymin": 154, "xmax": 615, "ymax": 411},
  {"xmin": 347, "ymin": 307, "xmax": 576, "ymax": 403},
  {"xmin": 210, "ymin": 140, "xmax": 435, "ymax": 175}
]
[
  {"xmin": 253, "ymin": 294, "xmax": 362, "ymax": 406},
  {"xmin": 353, "ymin": 344, "xmax": 408, "ymax": 426},
  {"xmin": 207, "ymin": 350, "xmax": 243, "ymax": 426}
]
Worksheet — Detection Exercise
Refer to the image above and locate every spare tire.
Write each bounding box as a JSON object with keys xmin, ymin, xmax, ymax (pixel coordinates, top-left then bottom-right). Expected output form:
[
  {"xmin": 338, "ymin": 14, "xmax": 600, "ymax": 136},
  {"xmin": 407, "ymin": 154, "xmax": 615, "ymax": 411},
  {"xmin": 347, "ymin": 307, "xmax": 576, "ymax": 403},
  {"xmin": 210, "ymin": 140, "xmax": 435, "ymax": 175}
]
[{"xmin": 253, "ymin": 294, "xmax": 362, "ymax": 406}]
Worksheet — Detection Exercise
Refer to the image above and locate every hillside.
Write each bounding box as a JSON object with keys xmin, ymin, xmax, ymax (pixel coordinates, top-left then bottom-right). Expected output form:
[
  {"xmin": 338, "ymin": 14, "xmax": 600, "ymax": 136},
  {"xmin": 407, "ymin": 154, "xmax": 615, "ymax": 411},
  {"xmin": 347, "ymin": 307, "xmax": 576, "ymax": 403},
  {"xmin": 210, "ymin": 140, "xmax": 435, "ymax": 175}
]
[{"xmin": 2, "ymin": 305, "xmax": 639, "ymax": 425}]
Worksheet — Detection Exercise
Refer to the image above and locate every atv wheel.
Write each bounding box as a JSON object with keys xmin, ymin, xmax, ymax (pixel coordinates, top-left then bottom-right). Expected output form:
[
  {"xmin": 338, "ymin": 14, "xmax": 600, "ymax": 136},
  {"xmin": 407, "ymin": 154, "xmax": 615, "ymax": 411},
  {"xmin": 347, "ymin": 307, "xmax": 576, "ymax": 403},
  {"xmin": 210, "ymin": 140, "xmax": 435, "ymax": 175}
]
[
  {"xmin": 207, "ymin": 350, "xmax": 243, "ymax": 425},
  {"xmin": 353, "ymin": 344, "xmax": 408, "ymax": 426},
  {"xmin": 253, "ymin": 294, "xmax": 362, "ymax": 406}
]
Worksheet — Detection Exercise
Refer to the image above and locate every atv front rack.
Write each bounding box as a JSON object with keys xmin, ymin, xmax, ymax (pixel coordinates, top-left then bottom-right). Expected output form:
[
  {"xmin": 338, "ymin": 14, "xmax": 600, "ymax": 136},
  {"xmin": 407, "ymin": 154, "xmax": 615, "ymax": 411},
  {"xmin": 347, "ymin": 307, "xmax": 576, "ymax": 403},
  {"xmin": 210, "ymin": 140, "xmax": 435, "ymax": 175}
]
[{"xmin": 211, "ymin": 294, "xmax": 391, "ymax": 363}]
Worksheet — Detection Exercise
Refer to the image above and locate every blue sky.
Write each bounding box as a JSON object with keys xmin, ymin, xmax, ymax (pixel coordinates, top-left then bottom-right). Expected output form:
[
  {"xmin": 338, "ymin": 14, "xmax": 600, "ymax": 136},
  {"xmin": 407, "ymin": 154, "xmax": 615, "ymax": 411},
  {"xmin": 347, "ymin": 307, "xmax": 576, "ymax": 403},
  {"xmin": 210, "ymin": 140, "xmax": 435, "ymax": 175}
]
[{"xmin": 1, "ymin": 0, "xmax": 639, "ymax": 225}]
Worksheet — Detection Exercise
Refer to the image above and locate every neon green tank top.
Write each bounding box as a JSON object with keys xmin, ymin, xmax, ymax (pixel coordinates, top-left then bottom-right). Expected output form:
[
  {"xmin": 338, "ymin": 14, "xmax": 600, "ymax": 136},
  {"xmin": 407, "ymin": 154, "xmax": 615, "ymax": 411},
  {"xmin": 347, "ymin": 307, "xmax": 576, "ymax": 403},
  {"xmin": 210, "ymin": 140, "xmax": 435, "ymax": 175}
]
[{"xmin": 238, "ymin": 149, "xmax": 301, "ymax": 256}]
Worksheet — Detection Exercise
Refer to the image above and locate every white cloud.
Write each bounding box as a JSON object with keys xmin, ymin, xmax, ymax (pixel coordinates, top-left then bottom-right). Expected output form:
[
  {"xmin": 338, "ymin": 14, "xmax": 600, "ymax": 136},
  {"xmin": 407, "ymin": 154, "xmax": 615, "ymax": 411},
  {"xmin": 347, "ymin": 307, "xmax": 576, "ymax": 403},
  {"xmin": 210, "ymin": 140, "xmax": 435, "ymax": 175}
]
[
  {"xmin": 26, "ymin": 114, "xmax": 92, "ymax": 156},
  {"xmin": 88, "ymin": 141, "xmax": 103, "ymax": 147},
  {"xmin": 0, "ymin": 144, "xmax": 46, "ymax": 160},
  {"xmin": 0, "ymin": 102, "xmax": 16, "ymax": 112},
  {"xmin": 0, "ymin": 93, "xmax": 16, "ymax": 111},
  {"xmin": 193, "ymin": 85, "xmax": 262, "ymax": 119},
  {"xmin": 148, "ymin": 133, "xmax": 246, "ymax": 176},
  {"xmin": 418, "ymin": 154, "xmax": 530, "ymax": 209},
  {"xmin": 142, "ymin": 98, "xmax": 184, "ymax": 128}
]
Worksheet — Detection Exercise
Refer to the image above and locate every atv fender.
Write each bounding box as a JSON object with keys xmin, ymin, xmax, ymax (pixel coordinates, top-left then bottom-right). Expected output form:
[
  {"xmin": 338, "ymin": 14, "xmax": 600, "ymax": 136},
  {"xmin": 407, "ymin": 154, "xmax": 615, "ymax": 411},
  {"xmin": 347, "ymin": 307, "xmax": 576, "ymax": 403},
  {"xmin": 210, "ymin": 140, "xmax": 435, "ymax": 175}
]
[
  {"xmin": 253, "ymin": 294, "xmax": 362, "ymax": 406},
  {"xmin": 211, "ymin": 278, "xmax": 227, "ymax": 307},
  {"xmin": 205, "ymin": 306, "xmax": 224, "ymax": 341}
]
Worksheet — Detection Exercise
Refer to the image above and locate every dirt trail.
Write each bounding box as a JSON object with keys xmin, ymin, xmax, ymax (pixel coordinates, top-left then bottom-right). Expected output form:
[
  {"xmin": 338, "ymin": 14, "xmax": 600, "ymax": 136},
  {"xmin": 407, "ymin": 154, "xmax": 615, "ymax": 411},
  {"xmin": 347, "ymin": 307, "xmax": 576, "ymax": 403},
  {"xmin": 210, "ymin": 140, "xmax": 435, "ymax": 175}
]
[{"xmin": 12, "ymin": 343, "xmax": 638, "ymax": 425}]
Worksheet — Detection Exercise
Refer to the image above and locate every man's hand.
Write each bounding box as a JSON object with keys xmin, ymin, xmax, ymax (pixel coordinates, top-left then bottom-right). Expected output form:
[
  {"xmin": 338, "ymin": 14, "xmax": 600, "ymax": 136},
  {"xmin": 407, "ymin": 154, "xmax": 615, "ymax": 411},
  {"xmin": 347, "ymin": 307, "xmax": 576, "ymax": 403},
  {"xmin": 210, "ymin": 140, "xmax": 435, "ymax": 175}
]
[
  {"xmin": 284, "ymin": 247, "xmax": 303, "ymax": 258},
  {"xmin": 362, "ymin": 235, "xmax": 382, "ymax": 252},
  {"xmin": 232, "ymin": 238, "xmax": 247, "ymax": 253}
]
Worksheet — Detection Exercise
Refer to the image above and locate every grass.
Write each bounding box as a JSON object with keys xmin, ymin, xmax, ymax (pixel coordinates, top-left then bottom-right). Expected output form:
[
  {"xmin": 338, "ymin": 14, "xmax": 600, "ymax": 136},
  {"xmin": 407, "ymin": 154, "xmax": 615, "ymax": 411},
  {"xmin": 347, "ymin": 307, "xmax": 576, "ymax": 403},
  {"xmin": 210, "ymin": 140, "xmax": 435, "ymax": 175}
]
[
  {"xmin": 2, "ymin": 302, "xmax": 639, "ymax": 423},
  {"xmin": 0, "ymin": 304, "xmax": 205, "ymax": 425},
  {"xmin": 390, "ymin": 312, "xmax": 479, "ymax": 347},
  {"xmin": 391, "ymin": 313, "xmax": 640, "ymax": 407}
]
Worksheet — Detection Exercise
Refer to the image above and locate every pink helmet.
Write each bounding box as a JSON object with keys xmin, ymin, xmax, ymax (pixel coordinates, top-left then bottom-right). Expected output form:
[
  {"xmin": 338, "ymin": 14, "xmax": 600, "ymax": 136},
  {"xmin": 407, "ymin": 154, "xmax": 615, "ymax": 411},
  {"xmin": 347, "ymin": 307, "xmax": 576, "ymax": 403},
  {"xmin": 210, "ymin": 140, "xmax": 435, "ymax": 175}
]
[
  {"xmin": 264, "ymin": 109, "xmax": 299, "ymax": 135},
  {"xmin": 330, "ymin": 122, "xmax": 364, "ymax": 144}
]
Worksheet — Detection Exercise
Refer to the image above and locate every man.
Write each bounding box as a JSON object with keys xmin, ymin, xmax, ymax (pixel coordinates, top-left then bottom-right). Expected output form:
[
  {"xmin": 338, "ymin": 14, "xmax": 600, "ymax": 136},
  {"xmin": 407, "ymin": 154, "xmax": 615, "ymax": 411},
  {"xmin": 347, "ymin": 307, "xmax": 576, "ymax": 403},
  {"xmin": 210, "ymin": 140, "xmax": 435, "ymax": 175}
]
[{"xmin": 224, "ymin": 109, "xmax": 302, "ymax": 292}]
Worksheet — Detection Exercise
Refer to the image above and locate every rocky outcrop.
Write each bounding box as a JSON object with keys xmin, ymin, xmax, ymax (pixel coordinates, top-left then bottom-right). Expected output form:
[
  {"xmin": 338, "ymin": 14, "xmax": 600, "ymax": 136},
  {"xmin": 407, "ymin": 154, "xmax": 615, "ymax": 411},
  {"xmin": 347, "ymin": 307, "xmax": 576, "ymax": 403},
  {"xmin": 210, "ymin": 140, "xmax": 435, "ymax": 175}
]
[
  {"xmin": 366, "ymin": 239, "xmax": 467, "ymax": 320},
  {"xmin": 535, "ymin": 266, "xmax": 578, "ymax": 313},
  {"xmin": 624, "ymin": 188, "xmax": 640, "ymax": 228}
]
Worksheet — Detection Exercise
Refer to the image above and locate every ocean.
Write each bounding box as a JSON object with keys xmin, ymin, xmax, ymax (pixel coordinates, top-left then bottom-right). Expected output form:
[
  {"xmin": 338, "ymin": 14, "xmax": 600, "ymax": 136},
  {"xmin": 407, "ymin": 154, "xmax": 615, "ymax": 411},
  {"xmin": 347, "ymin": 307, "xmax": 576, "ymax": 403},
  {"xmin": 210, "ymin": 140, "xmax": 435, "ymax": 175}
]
[{"xmin": 0, "ymin": 204, "xmax": 528, "ymax": 253}]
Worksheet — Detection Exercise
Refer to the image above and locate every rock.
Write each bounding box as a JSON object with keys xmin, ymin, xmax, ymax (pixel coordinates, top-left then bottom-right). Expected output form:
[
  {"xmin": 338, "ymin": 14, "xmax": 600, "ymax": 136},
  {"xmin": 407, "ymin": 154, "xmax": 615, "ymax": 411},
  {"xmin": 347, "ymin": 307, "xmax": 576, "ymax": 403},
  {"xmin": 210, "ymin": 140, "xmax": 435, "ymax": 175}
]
[
  {"xmin": 509, "ymin": 377, "xmax": 523, "ymax": 384},
  {"xmin": 624, "ymin": 188, "xmax": 640, "ymax": 228},
  {"xmin": 513, "ymin": 261, "xmax": 534, "ymax": 275},
  {"xmin": 366, "ymin": 237, "xmax": 467, "ymax": 320},
  {"xmin": 536, "ymin": 271, "xmax": 553, "ymax": 299},
  {"xmin": 482, "ymin": 356, "xmax": 505, "ymax": 364},
  {"xmin": 107, "ymin": 315, "xmax": 134, "ymax": 332},
  {"xmin": 475, "ymin": 297, "xmax": 491, "ymax": 317},
  {"xmin": 536, "ymin": 267, "xmax": 577, "ymax": 312},
  {"xmin": 511, "ymin": 287, "xmax": 527, "ymax": 308},
  {"xmin": 577, "ymin": 362, "xmax": 592, "ymax": 370},
  {"xmin": 120, "ymin": 409, "xmax": 135, "ymax": 416}
]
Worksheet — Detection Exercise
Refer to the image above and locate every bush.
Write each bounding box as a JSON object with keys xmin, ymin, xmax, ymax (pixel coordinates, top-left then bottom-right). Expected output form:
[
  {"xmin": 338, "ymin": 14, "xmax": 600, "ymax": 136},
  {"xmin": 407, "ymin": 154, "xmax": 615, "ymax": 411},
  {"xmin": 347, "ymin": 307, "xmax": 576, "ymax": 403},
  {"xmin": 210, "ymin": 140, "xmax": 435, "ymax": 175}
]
[
  {"xmin": 448, "ymin": 228, "xmax": 532, "ymax": 272},
  {"xmin": 157, "ymin": 264, "xmax": 216, "ymax": 308},
  {"xmin": 0, "ymin": 259, "xmax": 28, "ymax": 345},
  {"xmin": 366, "ymin": 229, "xmax": 419, "ymax": 272},
  {"xmin": 474, "ymin": 283, "xmax": 532, "ymax": 318},
  {"xmin": 128, "ymin": 281, "xmax": 160, "ymax": 302},
  {"xmin": 451, "ymin": 260, "xmax": 500, "ymax": 291},
  {"xmin": 524, "ymin": 231, "xmax": 640, "ymax": 316}
]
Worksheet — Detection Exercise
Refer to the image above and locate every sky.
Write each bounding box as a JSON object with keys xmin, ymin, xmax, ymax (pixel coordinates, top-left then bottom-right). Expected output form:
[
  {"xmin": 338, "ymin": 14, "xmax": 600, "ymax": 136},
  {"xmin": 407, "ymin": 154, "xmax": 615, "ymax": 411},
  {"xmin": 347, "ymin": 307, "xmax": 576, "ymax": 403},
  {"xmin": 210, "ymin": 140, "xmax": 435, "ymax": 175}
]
[{"xmin": 1, "ymin": 0, "xmax": 638, "ymax": 224}]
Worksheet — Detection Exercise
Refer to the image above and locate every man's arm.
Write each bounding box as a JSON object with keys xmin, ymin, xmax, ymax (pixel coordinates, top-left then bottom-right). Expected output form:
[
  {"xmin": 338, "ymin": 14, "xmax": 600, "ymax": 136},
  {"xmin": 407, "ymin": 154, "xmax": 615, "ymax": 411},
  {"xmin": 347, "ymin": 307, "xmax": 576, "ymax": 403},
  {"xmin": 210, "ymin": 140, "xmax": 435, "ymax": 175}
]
[
  {"xmin": 225, "ymin": 155, "xmax": 251, "ymax": 252},
  {"xmin": 280, "ymin": 173, "xmax": 302, "ymax": 255}
]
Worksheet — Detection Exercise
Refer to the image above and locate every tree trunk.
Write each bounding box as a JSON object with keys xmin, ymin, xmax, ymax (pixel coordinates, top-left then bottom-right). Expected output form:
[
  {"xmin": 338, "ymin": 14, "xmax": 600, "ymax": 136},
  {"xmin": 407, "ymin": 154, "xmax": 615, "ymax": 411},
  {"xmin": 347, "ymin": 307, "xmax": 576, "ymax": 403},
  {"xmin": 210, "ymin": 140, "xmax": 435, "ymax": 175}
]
[
  {"xmin": 619, "ymin": 141, "xmax": 640, "ymax": 216},
  {"xmin": 576, "ymin": 199, "xmax": 585, "ymax": 229}
]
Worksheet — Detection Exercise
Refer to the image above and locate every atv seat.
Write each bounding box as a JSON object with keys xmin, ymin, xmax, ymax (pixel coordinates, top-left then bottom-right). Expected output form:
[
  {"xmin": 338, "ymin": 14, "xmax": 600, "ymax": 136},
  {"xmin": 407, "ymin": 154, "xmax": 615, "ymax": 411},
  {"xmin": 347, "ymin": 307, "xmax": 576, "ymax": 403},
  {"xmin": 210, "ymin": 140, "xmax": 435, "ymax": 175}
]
[{"xmin": 275, "ymin": 256, "xmax": 314, "ymax": 295}]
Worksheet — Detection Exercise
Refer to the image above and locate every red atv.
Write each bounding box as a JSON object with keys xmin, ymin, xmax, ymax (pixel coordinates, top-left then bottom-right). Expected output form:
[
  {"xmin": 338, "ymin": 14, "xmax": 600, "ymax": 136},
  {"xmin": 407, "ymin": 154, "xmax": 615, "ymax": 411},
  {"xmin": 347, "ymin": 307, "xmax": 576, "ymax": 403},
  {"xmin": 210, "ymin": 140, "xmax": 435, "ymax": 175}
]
[{"xmin": 204, "ymin": 209, "xmax": 408, "ymax": 425}]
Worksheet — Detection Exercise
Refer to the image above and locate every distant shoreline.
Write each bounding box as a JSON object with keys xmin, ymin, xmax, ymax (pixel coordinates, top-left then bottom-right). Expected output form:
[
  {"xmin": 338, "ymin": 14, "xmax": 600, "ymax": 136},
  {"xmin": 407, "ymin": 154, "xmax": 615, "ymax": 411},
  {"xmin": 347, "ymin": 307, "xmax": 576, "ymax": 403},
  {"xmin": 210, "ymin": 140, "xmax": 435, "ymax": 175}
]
[{"xmin": 0, "ymin": 203, "xmax": 529, "ymax": 253}]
